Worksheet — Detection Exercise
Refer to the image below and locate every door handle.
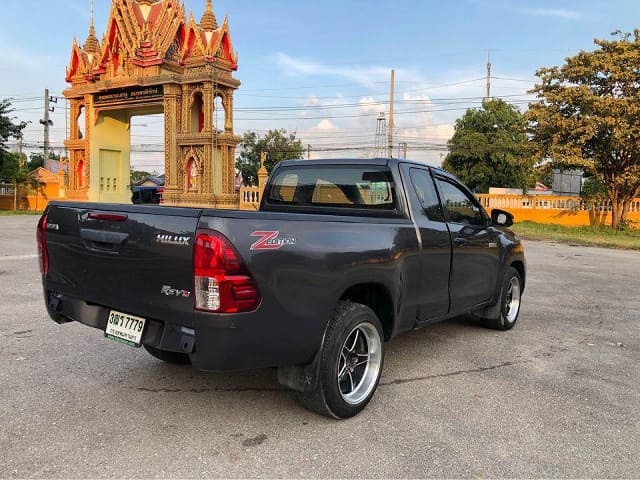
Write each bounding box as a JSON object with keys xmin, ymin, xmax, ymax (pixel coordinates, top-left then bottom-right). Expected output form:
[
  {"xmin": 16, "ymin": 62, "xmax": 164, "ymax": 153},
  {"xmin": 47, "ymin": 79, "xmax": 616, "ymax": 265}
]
[
  {"xmin": 80, "ymin": 229, "xmax": 128, "ymax": 245},
  {"xmin": 454, "ymin": 237, "xmax": 467, "ymax": 246},
  {"xmin": 80, "ymin": 228, "xmax": 129, "ymax": 255}
]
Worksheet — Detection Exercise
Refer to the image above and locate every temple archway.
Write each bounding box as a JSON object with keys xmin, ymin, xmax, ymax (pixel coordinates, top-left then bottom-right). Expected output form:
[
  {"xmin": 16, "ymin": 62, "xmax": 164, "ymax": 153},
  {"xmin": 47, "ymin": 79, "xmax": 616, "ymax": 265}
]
[{"xmin": 63, "ymin": 0, "xmax": 240, "ymax": 208}]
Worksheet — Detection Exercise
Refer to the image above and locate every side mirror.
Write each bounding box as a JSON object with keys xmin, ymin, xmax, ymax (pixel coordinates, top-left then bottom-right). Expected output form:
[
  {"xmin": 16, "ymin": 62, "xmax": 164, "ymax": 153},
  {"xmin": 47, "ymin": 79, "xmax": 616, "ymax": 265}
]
[{"xmin": 491, "ymin": 209, "xmax": 514, "ymax": 227}]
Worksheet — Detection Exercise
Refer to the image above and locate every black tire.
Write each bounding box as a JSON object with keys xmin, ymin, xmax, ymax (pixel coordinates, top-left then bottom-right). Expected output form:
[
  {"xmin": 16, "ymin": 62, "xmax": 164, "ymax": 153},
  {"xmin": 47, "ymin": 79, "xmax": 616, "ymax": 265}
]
[
  {"xmin": 484, "ymin": 266, "xmax": 522, "ymax": 331},
  {"xmin": 297, "ymin": 301, "xmax": 384, "ymax": 419},
  {"xmin": 143, "ymin": 345, "xmax": 191, "ymax": 365}
]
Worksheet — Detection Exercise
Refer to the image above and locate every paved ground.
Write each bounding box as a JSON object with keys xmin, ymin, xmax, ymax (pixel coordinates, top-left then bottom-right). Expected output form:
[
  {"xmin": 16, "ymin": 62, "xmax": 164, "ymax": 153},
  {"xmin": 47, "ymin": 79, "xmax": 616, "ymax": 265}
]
[{"xmin": 1, "ymin": 215, "xmax": 638, "ymax": 478}]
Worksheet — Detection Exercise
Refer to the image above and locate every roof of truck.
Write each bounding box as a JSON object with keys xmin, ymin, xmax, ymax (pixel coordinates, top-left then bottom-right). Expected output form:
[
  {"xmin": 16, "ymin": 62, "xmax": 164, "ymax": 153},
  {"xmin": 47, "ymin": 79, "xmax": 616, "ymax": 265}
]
[{"xmin": 277, "ymin": 158, "xmax": 456, "ymax": 179}]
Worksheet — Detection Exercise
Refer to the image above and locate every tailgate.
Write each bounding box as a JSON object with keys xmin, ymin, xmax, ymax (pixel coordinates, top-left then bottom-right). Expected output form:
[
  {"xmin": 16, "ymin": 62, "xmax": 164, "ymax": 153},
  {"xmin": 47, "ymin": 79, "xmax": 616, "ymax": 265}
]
[{"xmin": 44, "ymin": 203, "xmax": 200, "ymax": 327}]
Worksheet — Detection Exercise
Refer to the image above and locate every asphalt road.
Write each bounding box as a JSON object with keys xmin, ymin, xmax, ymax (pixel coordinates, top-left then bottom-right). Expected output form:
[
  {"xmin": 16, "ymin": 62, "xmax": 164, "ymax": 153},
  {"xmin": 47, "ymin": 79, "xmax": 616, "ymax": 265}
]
[{"xmin": 1, "ymin": 215, "xmax": 638, "ymax": 478}]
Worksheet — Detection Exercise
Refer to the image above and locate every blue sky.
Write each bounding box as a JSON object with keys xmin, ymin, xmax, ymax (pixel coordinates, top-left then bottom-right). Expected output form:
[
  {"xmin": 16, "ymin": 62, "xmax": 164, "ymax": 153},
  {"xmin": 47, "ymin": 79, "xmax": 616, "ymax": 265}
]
[{"xmin": 1, "ymin": 0, "xmax": 639, "ymax": 170}]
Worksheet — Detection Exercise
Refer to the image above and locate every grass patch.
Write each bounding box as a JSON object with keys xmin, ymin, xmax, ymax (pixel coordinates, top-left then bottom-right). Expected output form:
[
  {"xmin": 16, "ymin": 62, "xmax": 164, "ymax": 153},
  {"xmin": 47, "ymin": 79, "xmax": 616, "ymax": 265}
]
[
  {"xmin": 512, "ymin": 221, "xmax": 640, "ymax": 250},
  {"xmin": 0, "ymin": 210, "xmax": 42, "ymax": 216}
]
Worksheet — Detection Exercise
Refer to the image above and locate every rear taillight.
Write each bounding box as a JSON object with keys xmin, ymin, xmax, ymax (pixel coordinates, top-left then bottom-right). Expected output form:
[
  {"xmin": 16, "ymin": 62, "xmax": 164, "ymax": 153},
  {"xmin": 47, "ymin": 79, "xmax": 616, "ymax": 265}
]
[
  {"xmin": 37, "ymin": 214, "xmax": 48, "ymax": 275},
  {"xmin": 193, "ymin": 230, "xmax": 261, "ymax": 313}
]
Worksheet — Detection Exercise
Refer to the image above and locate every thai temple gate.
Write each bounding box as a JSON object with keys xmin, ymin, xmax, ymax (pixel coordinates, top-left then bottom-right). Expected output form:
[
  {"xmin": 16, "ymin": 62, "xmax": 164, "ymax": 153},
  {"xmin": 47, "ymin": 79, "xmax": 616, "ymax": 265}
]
[{"xmin": 64, "ymin": 0, "xmax": 240, "ymax": 207}]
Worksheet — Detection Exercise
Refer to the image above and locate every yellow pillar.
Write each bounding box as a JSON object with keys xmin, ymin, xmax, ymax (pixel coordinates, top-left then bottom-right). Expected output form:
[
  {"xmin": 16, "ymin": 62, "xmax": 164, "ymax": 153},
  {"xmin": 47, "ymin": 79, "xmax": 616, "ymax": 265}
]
[
  {"xmin": 258, "ymin": 151, "xmax": 268, "ymax": 198},
  {"xmin": 58, "ymin": 168, "xmax": 67, "ymax": 198}
]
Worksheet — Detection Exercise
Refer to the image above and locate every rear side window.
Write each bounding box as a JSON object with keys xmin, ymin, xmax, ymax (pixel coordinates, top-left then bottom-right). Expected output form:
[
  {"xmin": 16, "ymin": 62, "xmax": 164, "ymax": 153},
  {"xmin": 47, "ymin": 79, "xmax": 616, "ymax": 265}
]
[{"xmin": 267, "ymin": 166, "xmax": 396, "ymax": 210}]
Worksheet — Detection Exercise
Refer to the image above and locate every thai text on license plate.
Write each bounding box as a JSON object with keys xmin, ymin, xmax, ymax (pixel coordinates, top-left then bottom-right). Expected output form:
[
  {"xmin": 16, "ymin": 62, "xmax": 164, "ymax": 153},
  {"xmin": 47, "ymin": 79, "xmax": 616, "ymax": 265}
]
[{"xmin": 105, "ymin": 310, "xmax": 146, "ymax": 347}]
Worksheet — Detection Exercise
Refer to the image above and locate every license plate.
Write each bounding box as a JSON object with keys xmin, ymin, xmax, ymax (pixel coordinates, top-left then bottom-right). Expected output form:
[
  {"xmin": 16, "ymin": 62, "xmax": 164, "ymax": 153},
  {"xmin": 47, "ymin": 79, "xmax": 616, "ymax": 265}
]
[{"xmin": 105, "ymin": 310, "xmax": 146, "ymax": 347}]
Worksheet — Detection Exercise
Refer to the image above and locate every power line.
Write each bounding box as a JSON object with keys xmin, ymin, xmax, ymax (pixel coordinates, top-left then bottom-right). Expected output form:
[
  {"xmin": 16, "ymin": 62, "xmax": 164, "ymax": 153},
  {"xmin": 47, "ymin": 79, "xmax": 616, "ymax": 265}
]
[
  {"xmin": 231, "ymin": 100, "xmax": 532, "ymax": 121},
  {"xmin": 230, "ymin": 93, "xmax": 533, "ymax": 113},
  {"xmin": 236, "ymin": 77, "xmax": 490, "ymax": 100}
]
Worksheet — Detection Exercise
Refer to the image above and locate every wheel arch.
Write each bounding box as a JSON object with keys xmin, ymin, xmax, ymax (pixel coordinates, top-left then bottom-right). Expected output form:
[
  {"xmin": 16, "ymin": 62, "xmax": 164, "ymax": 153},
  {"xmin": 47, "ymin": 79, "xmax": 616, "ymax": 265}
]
[
  {"xmin": 278, "ymin": 282, "xmax": 395, "ymax": 394},
  {"xmin": 510, "ymin": 260, "xmax": 526, "ymax": 292},
  {"xmin": 339, "ymin": 283, "xmax": 394, "ymax": 341}
]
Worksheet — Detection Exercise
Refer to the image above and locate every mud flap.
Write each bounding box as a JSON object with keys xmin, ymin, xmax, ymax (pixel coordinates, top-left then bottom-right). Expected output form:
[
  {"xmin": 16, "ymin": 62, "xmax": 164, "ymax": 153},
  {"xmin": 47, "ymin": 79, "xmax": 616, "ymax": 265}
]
[
  {"xmin": 277, "ymin": 317, "xmax": 331, "ymax": 392},
  {"xmin": 277, "ymin": 358, "xmax": 322, "ymax": 393},
  {"xmin": 474, "ymin": 282, "xmax": 503, "ymax": 320}
]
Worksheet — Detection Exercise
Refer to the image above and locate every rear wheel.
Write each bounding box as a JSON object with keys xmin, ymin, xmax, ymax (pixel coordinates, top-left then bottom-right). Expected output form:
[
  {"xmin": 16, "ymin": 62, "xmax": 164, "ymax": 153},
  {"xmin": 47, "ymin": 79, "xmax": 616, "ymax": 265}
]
[
  {"xmin": 484, "ymin": 266, "xmax": 522, "ymax": 330},
  {"xmin": 143, "ymin": 345, "xmax": 191, "ymax": 365},
  {"xmin": 297, "ymin": 301, "xmax": 384, "ymax": 419}
]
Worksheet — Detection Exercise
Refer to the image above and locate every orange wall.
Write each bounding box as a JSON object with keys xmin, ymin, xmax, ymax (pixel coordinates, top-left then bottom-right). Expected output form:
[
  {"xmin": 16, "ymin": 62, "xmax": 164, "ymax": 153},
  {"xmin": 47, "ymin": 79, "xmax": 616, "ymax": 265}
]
[
  {"xmin": 0, "ymin": 183, "xmax": 60, "ymax": 212},
  {"xmin": 477, "ymin": 194, "xmax": 640, "ymax": 229}
]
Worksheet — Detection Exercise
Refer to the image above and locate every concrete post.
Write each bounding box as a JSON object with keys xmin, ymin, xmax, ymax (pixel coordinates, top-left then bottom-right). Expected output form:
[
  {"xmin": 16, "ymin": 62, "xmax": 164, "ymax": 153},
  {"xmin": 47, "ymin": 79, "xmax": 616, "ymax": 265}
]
[{"xmin": 258, "ymin": 151, "xmax": 268, "ymax": 199}]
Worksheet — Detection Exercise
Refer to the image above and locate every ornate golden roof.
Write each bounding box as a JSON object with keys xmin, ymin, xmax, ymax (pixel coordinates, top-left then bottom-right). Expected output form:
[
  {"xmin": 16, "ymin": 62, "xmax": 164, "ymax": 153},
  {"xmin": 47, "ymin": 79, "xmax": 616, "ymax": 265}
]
[
  {"xmin": 83, "ymin": 22, "xmax": 100, "ymax": 56},
  {"xmin": 66, "ymin": 0, "xmax": 238, "ymax": 84},
  {"xmin": 200, "ymin": 0, "xmax": 219, "ymax": 31}
]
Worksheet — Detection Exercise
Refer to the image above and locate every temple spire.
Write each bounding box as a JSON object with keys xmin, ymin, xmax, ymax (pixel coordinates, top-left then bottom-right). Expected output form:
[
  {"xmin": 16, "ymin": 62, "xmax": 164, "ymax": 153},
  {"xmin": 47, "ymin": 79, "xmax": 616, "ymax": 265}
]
[
  {"xmin": 83, "ymin": 0, "xmax": 100, "ymax": 55},
  {"xmin": 200, "ymin": 0, "xmax": 218, "ymax": 31}
]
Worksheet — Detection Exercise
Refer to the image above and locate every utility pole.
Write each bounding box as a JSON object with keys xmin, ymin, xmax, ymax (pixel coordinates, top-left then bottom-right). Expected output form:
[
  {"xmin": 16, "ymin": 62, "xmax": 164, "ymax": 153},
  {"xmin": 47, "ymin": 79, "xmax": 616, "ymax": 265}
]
[
  {"xmin": 307, "ymin": 144, "xmax": 311, "ymax": 160},
  {"xmin": 387, "ymin": 69, "xmax": 395, "ymax": 158},
  {"xmin": 399, "ymin": 142, "xmax": 407, "ymax": 160},
  {"xmin": 40, "ymin": 89, "xmax": 55, "ymax": 163},
  {"xmin": 17, "ymin": 138, "xmax": 24, "ymax": 169},
  {"xmin": 374, "ymin": 112, "xmax": 387, "ymax": 158},
  {"xmin": 485, "ymin": 50, "xmax": 492, "ymax": 102}
]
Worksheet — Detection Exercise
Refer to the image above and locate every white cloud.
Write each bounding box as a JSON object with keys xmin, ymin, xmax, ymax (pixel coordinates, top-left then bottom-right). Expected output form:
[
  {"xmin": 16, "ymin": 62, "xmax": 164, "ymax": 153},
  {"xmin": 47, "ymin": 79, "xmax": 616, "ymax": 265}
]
[
  {"xmin": 273, "ymin": 52, "xmax": 423, "ymax": 88},
  {"xmin": 402, "ymin": 92, "xmax": 434, "ymax": 108},
  {"xmin": 0, "ymin": 38, "xmax": 63, "ymax": 73},
  {"xmin": 304, "ymin": 95, "xmax": 321, "ymax": 107},
  {"xmin": 474, "ymin": 1, "xmax": 584, "ymax": 20},
  {"xmin": 511, "ymin": 7, "xmax": 583, "ymax": 19},
  {"xmin": 311, "ymin": 119, "xmax": 338, "ymax": 131},
  {"xmin": 262, "ymin": 54, "xmax": 536, "ymax": 164},
  {"xmin": 359, "ymin": 97, "xmax": 386, "ymax": 115}
]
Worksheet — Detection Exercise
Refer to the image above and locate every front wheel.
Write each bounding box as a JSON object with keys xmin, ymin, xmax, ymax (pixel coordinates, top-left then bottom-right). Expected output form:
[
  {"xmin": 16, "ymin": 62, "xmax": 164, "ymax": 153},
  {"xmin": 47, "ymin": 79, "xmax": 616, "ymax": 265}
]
[
  {"xmin": 484, "ymin": 266, "xmax": 522, "ymax": 330},
  {"xmin": 297, "ymin": 301, "xmax": 384, "ymax": 419}
]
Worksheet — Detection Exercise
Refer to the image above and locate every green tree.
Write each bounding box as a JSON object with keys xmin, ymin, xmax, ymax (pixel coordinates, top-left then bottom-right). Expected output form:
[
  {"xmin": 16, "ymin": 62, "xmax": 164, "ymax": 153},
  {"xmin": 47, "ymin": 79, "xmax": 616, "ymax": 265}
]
[
  {"xmin": 442, "ymin": 99, "xmax": 531, "ymax": 193},
  {"xmin": 0, "ymin": 152, "xmax": 30, "ymax": 210},
  {"xmin": 0, "ymin": 99, "xmax": 28, "ymax": 186},
  {"xmin": 236, "ymin": 129, "xmax": 303, "ymax": 186},
  {"xmin": 0, "ymin": 152, "xmax": 22, "ymax": 180},
  {"xmin": 526, "ymin": 30, "xmax": 640, "ymax": 228},
  {"xmin": 0, "ymin": 99, "xmax": 27, "ymax": 156},
  {"xmin": 581, "ymin": 175, "xmax": 606, "ymax": 197},
  {"xmin": 130, "ymin": 170, "xmax": 152, "ymax": 185},
  {"xmin": 27, "ymin": 153, "xmax": 45, "ymax": 171},
  {"xmin": 26, "ymin": 152, "xmax": 60, "ymax": 171}
]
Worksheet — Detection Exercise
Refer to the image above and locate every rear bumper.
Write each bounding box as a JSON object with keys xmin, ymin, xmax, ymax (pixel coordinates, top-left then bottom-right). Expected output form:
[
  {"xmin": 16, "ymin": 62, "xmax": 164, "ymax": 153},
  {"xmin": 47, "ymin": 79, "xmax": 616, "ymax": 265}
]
[
  {"xmin": 44, "ymin": 290, "xmax": 318, "ymax": 371},
  {"xmin": 45, "ymin": 290, "xmax": 195, "ymax": 355}
]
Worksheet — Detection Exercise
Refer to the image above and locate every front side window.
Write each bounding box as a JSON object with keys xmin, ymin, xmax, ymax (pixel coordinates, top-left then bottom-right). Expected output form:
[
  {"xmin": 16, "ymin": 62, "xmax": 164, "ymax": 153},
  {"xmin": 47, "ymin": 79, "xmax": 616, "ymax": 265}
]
[
  {"xmin": 268, "ymin": 165, "xmax": 396, "ymax": 211},
  {"xmin": 436, "ymin": 179, "xmax": 487, "ymax": 226},
  {"xmin": 409, "ymin": 168, "xmax": 445, "ymax": 222}
]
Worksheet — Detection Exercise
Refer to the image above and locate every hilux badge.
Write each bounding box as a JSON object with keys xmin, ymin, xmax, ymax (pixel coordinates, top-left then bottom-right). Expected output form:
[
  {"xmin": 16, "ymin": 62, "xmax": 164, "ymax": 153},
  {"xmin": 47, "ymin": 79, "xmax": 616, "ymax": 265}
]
[{"xmin": 156, "ymin": 234, "xmax": 190, "ymax": 246}]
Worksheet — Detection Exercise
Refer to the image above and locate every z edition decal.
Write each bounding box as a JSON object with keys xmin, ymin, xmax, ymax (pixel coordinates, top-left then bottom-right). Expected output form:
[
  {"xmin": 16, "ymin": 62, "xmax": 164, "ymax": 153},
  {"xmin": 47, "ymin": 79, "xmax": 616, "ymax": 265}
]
[{"xmin": 250, "ymin": 231, "xmax": 296, "ymax": 250}]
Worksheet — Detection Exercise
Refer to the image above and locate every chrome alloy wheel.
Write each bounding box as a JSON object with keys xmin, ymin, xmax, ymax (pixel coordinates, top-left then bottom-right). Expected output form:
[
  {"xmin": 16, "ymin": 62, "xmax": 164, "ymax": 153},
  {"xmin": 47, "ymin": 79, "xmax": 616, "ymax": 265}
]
[
  {"xmin": 504, "ymin": 276, "xmax": 521, "ymax": 323},
  {"xmin": 337, "ymin": 322, "xmax": 382, "ymax": 405}
]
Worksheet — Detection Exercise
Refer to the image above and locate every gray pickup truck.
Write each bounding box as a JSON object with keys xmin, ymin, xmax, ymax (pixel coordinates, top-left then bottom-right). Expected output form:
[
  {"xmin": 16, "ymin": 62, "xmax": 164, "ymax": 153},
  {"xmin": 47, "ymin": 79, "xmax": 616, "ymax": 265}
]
[{"xmin": 38, "ymin": 158, "xmax": 525, "ymax": 418}]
